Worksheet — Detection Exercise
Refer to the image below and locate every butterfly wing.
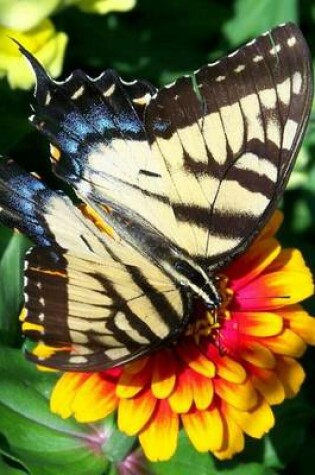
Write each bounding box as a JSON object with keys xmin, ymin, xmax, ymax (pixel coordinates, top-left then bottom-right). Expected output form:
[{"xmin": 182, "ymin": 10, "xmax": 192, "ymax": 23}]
[
  {"xmin": 22, "ymin": 23, "xmax": 313, "ymax": 270},
  {"xmin": 144, "ymin": 23, "xmax": 313, "ymax": 267},
  {"xmin": 0, "ymin": 160, "xmax": 188, "ymax": 370}
]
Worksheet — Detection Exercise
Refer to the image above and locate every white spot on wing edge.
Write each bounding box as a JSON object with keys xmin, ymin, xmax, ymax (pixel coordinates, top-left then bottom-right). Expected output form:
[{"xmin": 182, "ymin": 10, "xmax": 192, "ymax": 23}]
[
  {"xmin": 234, "ymin": 64, "xmax": 245, "ymax": 73},
  {"xmin": 228, "ymin": 49, "xmax": 240, "ymax": 58},
  {"xmin": 287, "ymin": 36, "xmax": 297, "ymax": 47},
  {"xmin": 103, "ymin": 83, "xmax": 116, "ymax": 97},
  {"xmin": 292, "ymin": 71, "xmax": 302, "ymax": 94},
  {"xmin": 270, "ymin": 44, "xmax": 281, "ymax": 55},
  {"xmin": 253, "ymin": 55, "xmax": 263, "ymax": 63},
  {"xmin": 71, "ymin": 85, "xmax": 85, "ymax": 100},
  {"xmin": 283, "ymin": 119, "xmax": 298, "ymax": 150},
  {"xmin": 69, "ymin": 355, "xmax": 89, "ymax": 364},
  {"xmin": 45, "ymin": 92, "xmax": 51, "ymax": 105}
]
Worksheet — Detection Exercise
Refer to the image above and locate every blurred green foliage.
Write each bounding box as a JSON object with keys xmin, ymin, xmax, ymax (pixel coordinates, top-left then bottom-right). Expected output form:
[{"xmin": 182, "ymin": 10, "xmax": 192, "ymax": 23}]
[{"xmin": 0, "ymin": 0, "xmax": 315, "ymax": 474}]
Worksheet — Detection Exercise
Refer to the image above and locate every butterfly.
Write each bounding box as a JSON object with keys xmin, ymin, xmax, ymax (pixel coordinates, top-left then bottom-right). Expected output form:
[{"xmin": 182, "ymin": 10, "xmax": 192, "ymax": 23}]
[{"xmin": 0, "ymin": 23, "xmax": 312, "ymax": 371}]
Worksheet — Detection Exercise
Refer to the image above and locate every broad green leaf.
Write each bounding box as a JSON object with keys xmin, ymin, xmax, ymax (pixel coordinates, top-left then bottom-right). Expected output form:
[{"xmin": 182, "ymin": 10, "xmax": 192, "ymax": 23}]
[
  {"xmin": 100, "ymin": 414, "xmax": 136, "ymax": 463},
  {"xmin": 0, "ymin": 347, "xmax": 109, "ymax": 475},
  {"xmin": 0, "ymin": 455, "xmax": 26, "ymax": 475},
  {"xmin": 223, "ymin": 0, "xmax": 298, "ymax": 46}
]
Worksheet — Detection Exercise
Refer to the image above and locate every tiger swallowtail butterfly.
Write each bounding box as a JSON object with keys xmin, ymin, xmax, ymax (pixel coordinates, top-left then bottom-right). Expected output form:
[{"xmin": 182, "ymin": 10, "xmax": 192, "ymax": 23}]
[{"xmin": 0, "ymin": 23, "xmax": 312, "ymax": 371}]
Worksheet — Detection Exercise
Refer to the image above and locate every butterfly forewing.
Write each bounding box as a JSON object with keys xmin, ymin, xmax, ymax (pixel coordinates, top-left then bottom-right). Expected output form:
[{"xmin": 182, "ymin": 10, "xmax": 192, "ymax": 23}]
[{"xmin": 145, "ymin": 23, "xmax": 313, "ymax": 267}]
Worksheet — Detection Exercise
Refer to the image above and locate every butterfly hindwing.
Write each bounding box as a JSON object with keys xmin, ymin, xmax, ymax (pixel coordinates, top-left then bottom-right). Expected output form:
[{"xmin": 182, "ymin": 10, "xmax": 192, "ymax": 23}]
[
  {"xmin": 24, "ymin": 247, "xmax": 187, "ymax": 371},
  {"xmin": 0, "ymin": 160, "xmax": 188, "ymax": 370}
]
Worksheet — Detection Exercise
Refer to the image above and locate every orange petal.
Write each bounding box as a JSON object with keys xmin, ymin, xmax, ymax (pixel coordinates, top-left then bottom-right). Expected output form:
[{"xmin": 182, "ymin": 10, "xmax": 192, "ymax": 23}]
[
  {"xmin": 176, "ymin": 341, "xmax": 215, "ymax": 377},
  {"xmin": 227, "ymin": 398, "xmax": 274, "ymax": 438},
  {"xmin": 216, "ymin": 356, "xmax": 247, "ymax": 384},
  {"xmin": 71, "ymin": 374, "xmax": 118, "ymax": 422},
  {"xmin": 192, "ymin": 372, "xmax": 214, "ymax": 410},
  {"xmin": 116, "ymin": 365, "xmax": 150, "ymax": 398},
  {"xmin": 256, "ymin": 210, "xmax": 283, "ymax": 241},
  {"xmin": 214, "ymin": 405, "xmax": 245, "ymax": 460},
  {"xmin": 118, "ymin": 388, "xmax": 156, "ymax": 435},
  {"xmin": 124, "ymin": 357, "xmax": 149, "ymax": 374},
  {"xmin": 227, "ymin": 238, "xmax": 280, "ymax": 291},
  {"xmin": 169, "ymin": 369, "xmax": 193, "ymax": 413},
  {"xmin": 280, "ymin": 305, "xmax": 315, "ymax": 345},
  {"xmin": 240, "ymin": 341, "xmax": 276, "ymax": 369},
  {"xmin": 276, "ymin": 356, "xmax": 305, "ymax": 398},
  {"xmin": 214, "ymin": 378, "xmax": 258, "ymax": 411},
  {"xmin": 235, "ymin": 250, "xmax": 313, "ymax": 311},
  {"xmin": 236, "ymin": 311, "xmax": 283, "ymax": 337},
  {"xmin": 139, "ymin": 400, "xmax": 179, "ymax": 462},
  {"xmin": 151, "ymin": 350, "xmax": 177, "ymax": 399},
  {"xmin": 182, "ymin": 407, "xmax": 223, "ymax": 452},
  {"xmin": 50, "ymin": 372, "xmax": 90, "ymax": 418},
  {"xmin": 251, "ymin": 367, "xmax": 285, "ymax": 405},
  {"xmin": 264, "ymin": 329, "xmax": 306, "ymax": 357}
]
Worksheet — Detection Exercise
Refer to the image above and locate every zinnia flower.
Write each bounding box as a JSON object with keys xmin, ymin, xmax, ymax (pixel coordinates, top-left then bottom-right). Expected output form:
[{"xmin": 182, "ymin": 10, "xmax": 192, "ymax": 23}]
[{"xmin": 29, "ymin": 211, "xmax": 315, "ymax": 462}]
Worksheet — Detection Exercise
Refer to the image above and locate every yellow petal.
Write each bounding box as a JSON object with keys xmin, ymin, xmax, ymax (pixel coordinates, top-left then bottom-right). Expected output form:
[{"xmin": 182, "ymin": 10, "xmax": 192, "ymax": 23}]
[
  {"xmin": 215, "ymin": 378, "xmax": 258, "ymax": 411},
  {"xmin": 240, "ymin": 341, "xmax": 276, "ymax": 369},
  {"xmin": 216, "ymin": 356, "xmax": 247, "ymax": 384},
  {"xmin": 182, "ymin": 407, "xmax": 224, "ymax": 452},
  {"xmin": 116, "ymin": 365, "xmax": 149, "ymax": 398},
  {"xmin": 118, "ymin": 389, "xmax": 156, "ymax": 436},
  {"xmin": 276, "ymin": 356, "xmax": 305, "ymax": 398},
  {"xmin": 192, "ymin": 373, "xmax": 214, "ymax": 410},
  {"xmin": 264, "ymin": 329, "xmax": 306, "ymax": 357},
  {"xmin": 71, "ymin": 373, "xmax": 118, "ymax": 422},
  {"xmin": 139, "ymin": 400, "xmax": 179, "ymax": 462},
  {"xmin": 0, "ymin": 19, "xmax": 68, "ymax": 90},
  {"xmin": 227, "ymin": 238, "xmax": 280, "ymax": 291},
  {"xmin": 176, "ymin": 342, "xmax": 215, "ymax": 377},
  {"xmin": 228, "ymin": 398, "xmax": 274, "ymax": 438},
  {"xmin": 251, "ymin": 368, "xmax": 285, "ymax": 405},
  {"xmin": 0, "ymin": 0, "xmax": 60, "ymax": 31},
  {"xmin": 151, "ymin": 350, "xmax": 177, "ymax": 399},
  {"xmin": 50, "ymin": 372, "xmax": 90, "ymax": 418},
  {"xmin": 237, "ymin": 311, "xmax": 283, "ymax": 337},
  {"xmin": 214, "ymin": 406, "xmax": 245, "ymax": 460},
  {"xmin": 78, "ymin": 0, "xmax": 136, "ymax": 14},
  {"xmin": 169, "ymin": 370, "xmax": 193, "ymax": 414},
  {"xmin": 280, "ymin": 306, "xmax": 315, "ymax": 345}
]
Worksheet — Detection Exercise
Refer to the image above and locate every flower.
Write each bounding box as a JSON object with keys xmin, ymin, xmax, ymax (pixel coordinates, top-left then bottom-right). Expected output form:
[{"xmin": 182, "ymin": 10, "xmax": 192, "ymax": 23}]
[
  {"xmin": 0, "ymin": 19, "xmax": 67, "ymax": 90},
  {"xmin": 74, "ymin": 0, "xmax": 136, "ymax": 15},
  {"xmin": 0, "ymin": 0, "xmax": 61, "ymax": 32},
  {"xmin": 37, "ymin": 211, "xmax": 315, "ymax": 461}
]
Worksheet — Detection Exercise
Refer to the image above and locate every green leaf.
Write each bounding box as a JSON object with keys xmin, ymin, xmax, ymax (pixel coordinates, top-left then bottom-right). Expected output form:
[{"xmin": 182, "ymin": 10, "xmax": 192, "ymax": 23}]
[
  {"xmin": 100, "ymin": 414, "xmax": 136, "ymax": 463},
  {"xmin": 0, "ymin": 347, "xmax": 110, "ymax": 475},
  {"xmin": 0, "ymin": 228, "xmax": 30, "ymax": 345},
  {"xmin": 0, "ymin": 455, "xmax": 26, "ymax": 475},
  {"xmin": 223, "ymin": 0, "xmax": 298, "ymax": 46}
]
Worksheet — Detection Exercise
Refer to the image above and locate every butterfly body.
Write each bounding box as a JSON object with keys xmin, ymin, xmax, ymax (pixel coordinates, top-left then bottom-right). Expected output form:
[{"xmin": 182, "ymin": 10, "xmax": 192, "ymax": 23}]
[{"xmin": 0, "ymin": 23, "xmax": 312, "ymax": 370}]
